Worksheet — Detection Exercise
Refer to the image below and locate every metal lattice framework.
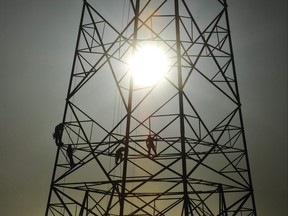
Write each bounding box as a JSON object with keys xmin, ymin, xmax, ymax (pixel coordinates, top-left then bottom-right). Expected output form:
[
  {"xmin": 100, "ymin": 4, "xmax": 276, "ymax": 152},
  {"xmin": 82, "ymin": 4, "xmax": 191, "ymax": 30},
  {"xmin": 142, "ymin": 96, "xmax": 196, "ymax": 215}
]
[{"xmin": 45, "ymin": 0, "xmax": 257, "ymax": 215}]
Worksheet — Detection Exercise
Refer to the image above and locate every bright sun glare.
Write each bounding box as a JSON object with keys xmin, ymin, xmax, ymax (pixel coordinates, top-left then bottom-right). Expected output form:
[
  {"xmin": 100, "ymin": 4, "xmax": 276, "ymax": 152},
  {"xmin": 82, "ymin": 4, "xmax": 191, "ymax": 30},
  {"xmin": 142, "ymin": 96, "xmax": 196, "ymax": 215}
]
[{"xmin": 129, "ymin": 45, "xmax": 168, "ymax": 87}]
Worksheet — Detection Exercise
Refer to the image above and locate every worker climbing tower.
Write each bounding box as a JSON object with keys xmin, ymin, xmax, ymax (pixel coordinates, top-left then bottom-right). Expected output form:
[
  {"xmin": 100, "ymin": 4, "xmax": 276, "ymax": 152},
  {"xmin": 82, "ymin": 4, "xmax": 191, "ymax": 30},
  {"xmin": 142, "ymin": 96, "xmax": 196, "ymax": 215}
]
[{"xmin": 45, "ymin": 0, "xmax": 257, "ymax": 215}]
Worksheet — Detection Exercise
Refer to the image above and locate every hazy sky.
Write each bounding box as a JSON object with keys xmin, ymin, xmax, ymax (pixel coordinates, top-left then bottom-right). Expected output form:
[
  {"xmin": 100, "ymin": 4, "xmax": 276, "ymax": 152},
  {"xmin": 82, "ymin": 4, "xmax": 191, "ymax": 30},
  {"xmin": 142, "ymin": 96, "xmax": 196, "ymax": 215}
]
[{"xmin": 0, "ymin": 0, "xmax": 287, "ymax": 215}]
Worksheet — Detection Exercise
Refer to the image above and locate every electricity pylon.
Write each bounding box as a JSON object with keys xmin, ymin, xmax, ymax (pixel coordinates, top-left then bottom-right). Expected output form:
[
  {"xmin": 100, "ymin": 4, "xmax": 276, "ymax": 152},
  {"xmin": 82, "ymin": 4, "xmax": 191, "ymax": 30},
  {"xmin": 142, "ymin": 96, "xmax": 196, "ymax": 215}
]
[{"xmin": 45, "ymin": 0, "xmax": 257, "ymax": 215}]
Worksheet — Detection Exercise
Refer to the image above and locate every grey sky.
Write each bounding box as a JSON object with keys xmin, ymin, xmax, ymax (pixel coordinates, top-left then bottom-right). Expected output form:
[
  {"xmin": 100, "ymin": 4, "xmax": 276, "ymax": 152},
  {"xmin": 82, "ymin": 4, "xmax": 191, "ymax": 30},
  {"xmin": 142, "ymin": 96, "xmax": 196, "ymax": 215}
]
[{"xmin": 0, "ymin": 0, "xmax": 287, "ymax": 215}]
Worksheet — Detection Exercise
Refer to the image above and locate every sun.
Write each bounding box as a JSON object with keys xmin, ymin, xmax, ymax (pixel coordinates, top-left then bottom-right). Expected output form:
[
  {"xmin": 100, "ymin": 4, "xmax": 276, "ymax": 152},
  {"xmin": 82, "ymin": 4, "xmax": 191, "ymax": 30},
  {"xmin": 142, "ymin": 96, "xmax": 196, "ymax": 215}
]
[{"xmin": 129, "ymin": 45, "xmax": 168, "ymax": 87}]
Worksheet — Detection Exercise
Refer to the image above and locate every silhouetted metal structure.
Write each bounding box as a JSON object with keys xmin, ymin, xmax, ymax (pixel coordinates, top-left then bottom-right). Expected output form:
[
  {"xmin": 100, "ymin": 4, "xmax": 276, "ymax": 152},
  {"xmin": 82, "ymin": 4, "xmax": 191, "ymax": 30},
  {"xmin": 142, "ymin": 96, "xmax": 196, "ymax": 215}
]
[{"xmin": 45, "ymin": 0, "xmax": 257, "ymax": 215}]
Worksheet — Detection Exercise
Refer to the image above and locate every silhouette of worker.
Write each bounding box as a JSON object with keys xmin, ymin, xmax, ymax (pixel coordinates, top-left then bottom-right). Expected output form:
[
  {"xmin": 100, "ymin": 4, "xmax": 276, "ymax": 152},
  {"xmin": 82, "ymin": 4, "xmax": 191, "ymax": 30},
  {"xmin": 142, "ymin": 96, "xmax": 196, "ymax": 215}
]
[
  {"xmin": 66, "ymin": 144, "xmax": 75, "ymax": 168},
  {"xmin": 146, "ymin": 135, "xmax": 157, "ymax": 157},
  {"xmin": 115, "ymin": 147, "xmax": 125, "ymax": 165},
  {"xmin": 53, "ymin": 123, "xmax": 64, "ymax": 146}
]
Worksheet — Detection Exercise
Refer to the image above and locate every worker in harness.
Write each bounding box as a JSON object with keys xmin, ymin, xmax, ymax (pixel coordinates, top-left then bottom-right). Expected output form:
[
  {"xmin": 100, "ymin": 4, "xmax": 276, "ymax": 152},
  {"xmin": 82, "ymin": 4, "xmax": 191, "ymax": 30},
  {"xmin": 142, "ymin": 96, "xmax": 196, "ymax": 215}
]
[
  {"xmin": 115, "ymin": 147, "xmax": 125, "ymax": 165},
  {"xmin": 114, "ymin": 137, "xmax": 128, "ymax": 165},
  {"xmin": 66, "ymin": 144, "xmax": 75, "ymax": 168},
  {"xmin": 53, "ymin": 123, "xmax": 64, "ymax": 146},
  {"xmin": 146, "ymin": 135, "xmax": 157, "ymax": 157}
]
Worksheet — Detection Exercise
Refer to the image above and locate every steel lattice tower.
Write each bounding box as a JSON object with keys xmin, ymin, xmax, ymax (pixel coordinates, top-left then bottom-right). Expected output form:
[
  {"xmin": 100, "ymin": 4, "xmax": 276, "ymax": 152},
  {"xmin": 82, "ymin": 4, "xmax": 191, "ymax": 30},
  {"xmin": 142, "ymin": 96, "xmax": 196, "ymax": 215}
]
[{"xmin": 45, "ymin": 0, "xmax": 257, "ymax": 215}]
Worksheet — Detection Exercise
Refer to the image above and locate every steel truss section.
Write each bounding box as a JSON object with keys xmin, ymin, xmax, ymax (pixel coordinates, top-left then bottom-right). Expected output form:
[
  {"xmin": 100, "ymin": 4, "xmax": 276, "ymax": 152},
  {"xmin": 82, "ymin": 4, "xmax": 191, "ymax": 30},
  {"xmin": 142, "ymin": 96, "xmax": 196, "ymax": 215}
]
[{"xmin": 46, "ymin": 0, "xmax": 257, "ymax": 215}]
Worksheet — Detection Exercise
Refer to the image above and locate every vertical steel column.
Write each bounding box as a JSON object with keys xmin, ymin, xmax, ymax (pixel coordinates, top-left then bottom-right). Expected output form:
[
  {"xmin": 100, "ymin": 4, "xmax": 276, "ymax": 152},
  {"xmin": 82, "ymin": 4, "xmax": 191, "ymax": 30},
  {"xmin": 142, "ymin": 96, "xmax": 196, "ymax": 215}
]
[
  {"xmin": 119, "ymin": 1, "xmax": 140, "ymax": 215},
  {"xmin": 174, "ymin": 0, "xmax": 189, "ymax": 215}
]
